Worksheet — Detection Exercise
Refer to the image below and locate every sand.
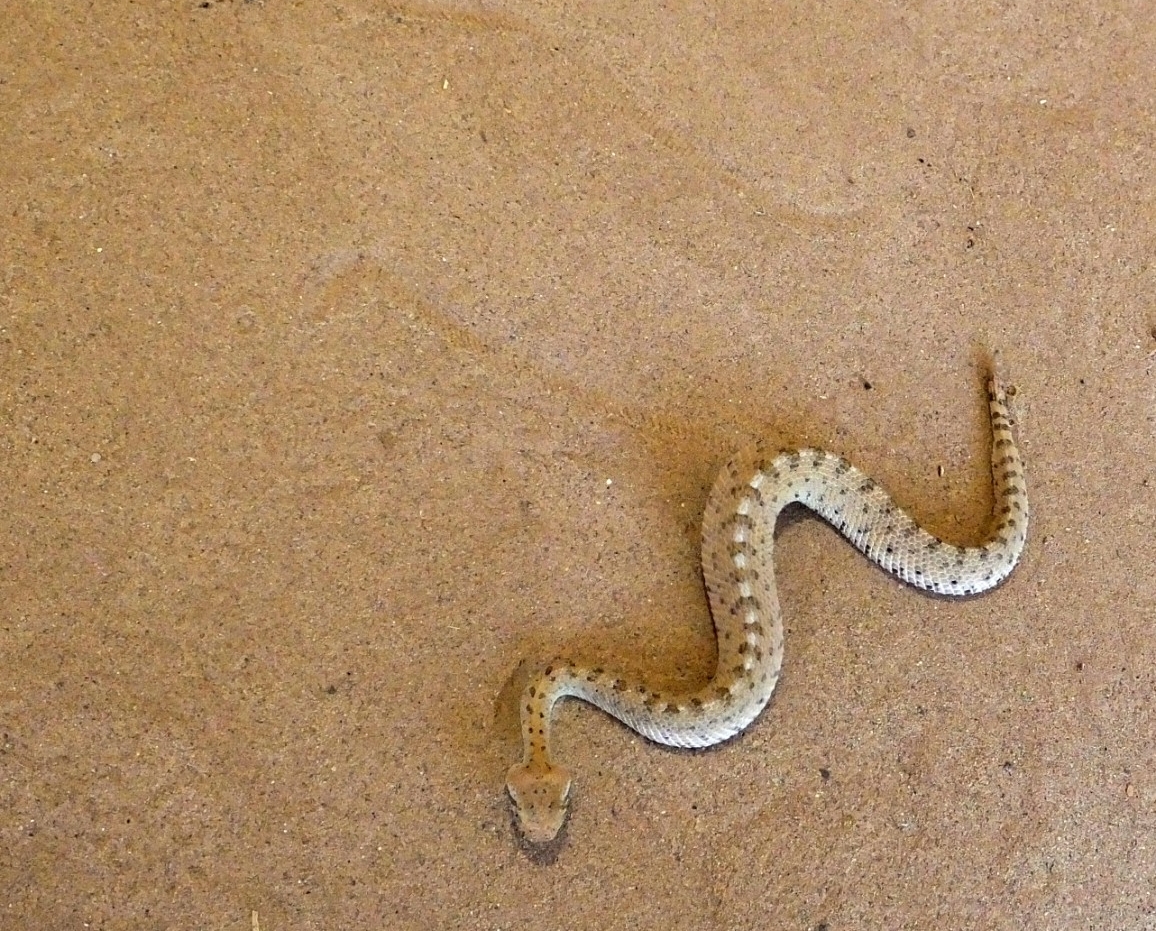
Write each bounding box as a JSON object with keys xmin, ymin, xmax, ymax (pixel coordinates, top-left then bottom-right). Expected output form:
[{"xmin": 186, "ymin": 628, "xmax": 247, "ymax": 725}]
[{"xmin": 3, "ymin": 1, "xmax": 1154, "ymax": 928}]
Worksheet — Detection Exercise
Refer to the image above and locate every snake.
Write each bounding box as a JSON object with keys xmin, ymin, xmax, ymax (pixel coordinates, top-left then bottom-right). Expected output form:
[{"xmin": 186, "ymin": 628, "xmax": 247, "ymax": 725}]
[{"xmin": 507, "ymin": 367, "xmax": 1028, "ymax": 843}]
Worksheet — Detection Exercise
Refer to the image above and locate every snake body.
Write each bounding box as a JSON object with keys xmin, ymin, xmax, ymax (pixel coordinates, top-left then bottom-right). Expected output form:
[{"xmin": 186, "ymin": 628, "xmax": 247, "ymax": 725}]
[{"xmin": 507, "ymin": 370, "xmax": 1028, "ymax": 843}]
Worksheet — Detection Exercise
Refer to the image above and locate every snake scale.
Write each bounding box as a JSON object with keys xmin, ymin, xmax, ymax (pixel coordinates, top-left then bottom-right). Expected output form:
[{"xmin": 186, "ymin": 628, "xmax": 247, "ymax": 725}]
[{"xmin": 508, "ymin": 368, "xmax": 1028, "ymax": 843}]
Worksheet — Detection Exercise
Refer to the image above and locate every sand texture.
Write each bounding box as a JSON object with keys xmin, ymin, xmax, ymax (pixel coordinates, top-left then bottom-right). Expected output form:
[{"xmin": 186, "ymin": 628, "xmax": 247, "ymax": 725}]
[{"xmin": 3, "ymin": 1, "xmax": 1154, "ymax": 928}]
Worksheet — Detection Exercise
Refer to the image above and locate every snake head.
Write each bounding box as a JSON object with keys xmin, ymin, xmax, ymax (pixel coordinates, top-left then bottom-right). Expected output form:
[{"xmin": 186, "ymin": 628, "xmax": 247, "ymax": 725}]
[{"xmin": 506, "ymin": 762, "xmax": 573, "ymax": 844}]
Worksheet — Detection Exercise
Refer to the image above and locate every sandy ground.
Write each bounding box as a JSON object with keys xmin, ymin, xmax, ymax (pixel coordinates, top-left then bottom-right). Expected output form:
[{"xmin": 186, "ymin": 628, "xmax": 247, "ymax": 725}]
[{"xmin": 3, "ymin": 1, "xmax": 1154, "ymax": 928}]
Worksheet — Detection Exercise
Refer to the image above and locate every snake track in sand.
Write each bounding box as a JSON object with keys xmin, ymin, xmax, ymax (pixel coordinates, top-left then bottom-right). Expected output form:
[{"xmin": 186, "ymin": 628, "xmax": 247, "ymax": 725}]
[{"xmin": 507, "ymin": 367, "xmax": 1028, "ymax": 843}]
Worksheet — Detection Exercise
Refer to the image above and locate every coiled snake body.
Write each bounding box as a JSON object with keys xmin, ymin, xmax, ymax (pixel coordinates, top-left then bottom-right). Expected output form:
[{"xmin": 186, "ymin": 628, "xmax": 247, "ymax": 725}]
[{"xmin": 508, "ymin": 370, "xmax": 1028, "ymax": 843}]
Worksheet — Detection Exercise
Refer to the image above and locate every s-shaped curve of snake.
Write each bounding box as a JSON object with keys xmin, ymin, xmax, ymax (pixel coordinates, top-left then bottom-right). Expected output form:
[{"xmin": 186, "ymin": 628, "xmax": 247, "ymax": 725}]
[{"xmin": 508, "ymin": 367, "xmax": 1028, "ymax": 843}]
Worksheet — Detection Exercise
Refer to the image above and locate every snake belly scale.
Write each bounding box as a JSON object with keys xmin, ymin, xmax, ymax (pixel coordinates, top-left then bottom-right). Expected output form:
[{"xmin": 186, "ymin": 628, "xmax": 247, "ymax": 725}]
[{"xmin": 507, "ymin": 369, "xmax": 1028, "ymax": 843}]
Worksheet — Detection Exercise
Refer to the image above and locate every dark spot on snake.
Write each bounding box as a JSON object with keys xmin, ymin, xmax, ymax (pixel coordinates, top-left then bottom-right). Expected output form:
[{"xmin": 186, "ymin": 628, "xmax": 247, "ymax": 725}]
[
  {"xmin": 731, "ymin": 513, "xmax": 755, "ymax": 534},
  {"xmin": 728, "ymin": 541, "xmax": 754, "ymax": 559}
]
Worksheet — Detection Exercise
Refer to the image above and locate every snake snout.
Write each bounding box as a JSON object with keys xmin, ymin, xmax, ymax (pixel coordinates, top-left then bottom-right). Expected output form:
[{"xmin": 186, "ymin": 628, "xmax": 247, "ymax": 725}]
[{"xmin": 506, "ymin": 762, "xmax": 573, "ymax": 843}]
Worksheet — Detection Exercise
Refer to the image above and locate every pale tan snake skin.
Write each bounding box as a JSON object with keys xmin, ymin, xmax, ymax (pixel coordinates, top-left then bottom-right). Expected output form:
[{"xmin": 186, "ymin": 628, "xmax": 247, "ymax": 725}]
[{"xmin": 508, "ymin": 369, "xmax": 1028, "ymax": 843}]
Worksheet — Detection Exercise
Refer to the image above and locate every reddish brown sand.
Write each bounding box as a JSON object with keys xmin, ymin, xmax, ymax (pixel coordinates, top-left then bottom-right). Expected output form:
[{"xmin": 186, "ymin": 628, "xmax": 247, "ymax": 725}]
[{"xmin": 3, "ymin": 2, "xmax": 1154, "ymax": 928}]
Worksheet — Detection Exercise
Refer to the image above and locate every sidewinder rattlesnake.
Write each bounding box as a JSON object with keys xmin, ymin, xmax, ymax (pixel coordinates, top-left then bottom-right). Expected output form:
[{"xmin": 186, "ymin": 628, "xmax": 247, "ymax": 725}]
[{"xmin": 507, "ymin": 366, "xmax": 1028, "ymax": 843}]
